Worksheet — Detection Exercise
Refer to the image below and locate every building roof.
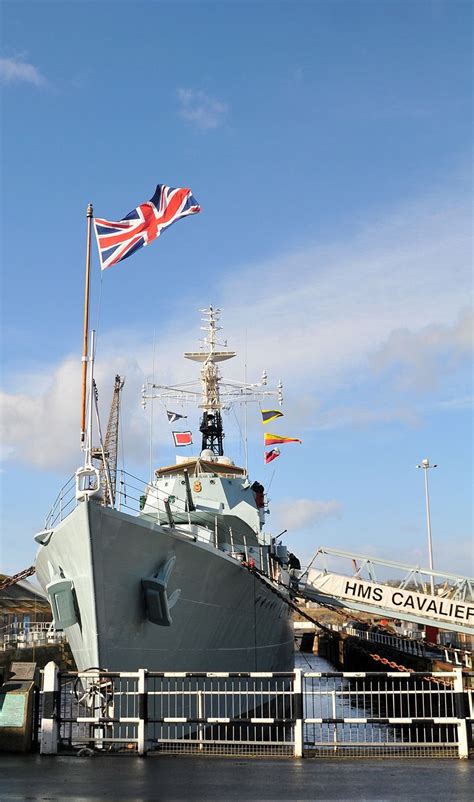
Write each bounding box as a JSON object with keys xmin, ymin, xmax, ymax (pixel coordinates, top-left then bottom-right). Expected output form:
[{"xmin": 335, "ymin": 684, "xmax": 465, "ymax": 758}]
[{"xmin": 0, "ymin": 575, "xmax": 51, "ymax": 615}]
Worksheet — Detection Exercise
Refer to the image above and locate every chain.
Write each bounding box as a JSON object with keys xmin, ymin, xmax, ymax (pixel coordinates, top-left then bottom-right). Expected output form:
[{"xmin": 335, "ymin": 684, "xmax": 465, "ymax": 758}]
[
  {"xmin": 248, "ymin": 563, "xmax": 471, "ymax": 663},
  {"xmin": 0, "ymin": 565, "xmax": 36, "ymax": 590},
  {"xmin": 249, "ymin": 565, "xmax": 338, "ymax": 637},
  {"xmin": 369, "ymin": 652, "xmax": 453, "ymax": 686},
  {"xmin": 369, "ymin": 653, "xmax": 414, "ymax": 673},
  {"xmin": 289, "ymin": 574, "xmax": 471, "ymax": 661},
  {"xmin": 249, "ymin": 564, "xmax": 456, "ymax": 682}
]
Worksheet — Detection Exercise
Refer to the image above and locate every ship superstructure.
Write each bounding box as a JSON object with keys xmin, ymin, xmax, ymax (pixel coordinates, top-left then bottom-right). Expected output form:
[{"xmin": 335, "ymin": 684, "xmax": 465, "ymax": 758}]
[{"xmin": 140, "ymin": 307, "xmax": 281, "ymax": 551}]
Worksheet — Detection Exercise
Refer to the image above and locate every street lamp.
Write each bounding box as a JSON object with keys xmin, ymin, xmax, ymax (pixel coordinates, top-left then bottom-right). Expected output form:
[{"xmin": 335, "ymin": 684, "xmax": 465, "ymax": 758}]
[{"xmin": 417, "ymin": 458, "xmax": 437, "ymax": 595}]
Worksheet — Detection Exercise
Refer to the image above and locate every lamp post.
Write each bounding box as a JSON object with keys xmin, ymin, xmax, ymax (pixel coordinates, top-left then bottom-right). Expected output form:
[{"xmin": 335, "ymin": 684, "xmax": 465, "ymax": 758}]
[{"xmin": 417, "ymin": 458, "xmax": 437, "ymax": 595}]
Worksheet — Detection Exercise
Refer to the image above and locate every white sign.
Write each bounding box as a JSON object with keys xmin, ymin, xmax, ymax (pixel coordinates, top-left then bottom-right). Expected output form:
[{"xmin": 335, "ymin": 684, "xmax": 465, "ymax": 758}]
[{"xmin": 307, "ymin": 571, "xmax": 474, "ymax": 628}]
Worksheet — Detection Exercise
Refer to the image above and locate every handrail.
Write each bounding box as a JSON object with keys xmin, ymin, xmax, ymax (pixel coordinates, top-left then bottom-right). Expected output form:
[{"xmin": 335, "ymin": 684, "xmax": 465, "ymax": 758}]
[
  {"xmin": 307, "ymin": 546, "xmax": 474, "ymax": 584},
  {"xmin": 41, "ymin": 468, "xmax": 276, "ymax": 578}
]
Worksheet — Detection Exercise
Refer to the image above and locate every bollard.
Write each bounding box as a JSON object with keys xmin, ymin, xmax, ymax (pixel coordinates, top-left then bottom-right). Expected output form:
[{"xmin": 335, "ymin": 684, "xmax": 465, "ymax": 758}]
[
  {"xmin": 40, "ymin": 661, "xmax": 59, "ymax": 755},
  {"xmin": 293, "ymin": 669, "xmax": 303, "ymax": 758},
  {"xmin": 453, "ymin": 668, "xmax": 469, "ymax": 759},
  {"xmin": 137, "ymin": 668, "xmax": 148, "ymax": 756}
]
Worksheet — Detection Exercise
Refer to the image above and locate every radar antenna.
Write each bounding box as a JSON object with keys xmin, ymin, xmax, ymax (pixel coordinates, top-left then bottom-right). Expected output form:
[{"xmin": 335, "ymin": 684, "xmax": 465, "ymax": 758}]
[{"xmin": 142, "ymin": 307, "xmax": 283, "ymax": 457}]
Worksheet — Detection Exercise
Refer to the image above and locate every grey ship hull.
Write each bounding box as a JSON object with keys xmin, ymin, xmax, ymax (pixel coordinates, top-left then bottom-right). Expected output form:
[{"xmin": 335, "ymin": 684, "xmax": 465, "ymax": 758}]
[{"xmin": 35, "ymin": 501, "xmax": 294, "ymax": 672}]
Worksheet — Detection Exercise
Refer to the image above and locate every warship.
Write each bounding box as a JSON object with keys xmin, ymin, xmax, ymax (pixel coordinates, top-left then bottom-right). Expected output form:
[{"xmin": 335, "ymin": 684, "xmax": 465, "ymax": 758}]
[{"xmin": 34, "ymin": 307, "xmax": 296, "ymax": 673}]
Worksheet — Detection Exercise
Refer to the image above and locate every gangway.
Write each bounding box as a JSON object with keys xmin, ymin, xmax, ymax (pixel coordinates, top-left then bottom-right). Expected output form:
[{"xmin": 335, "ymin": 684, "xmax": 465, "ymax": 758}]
[{"xmin": 298, "ymin": 548, "xmax": 474, "ymax": 637}]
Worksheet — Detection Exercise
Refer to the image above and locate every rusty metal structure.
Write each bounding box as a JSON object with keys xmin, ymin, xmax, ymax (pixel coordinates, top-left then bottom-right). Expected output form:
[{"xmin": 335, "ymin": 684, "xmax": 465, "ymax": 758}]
[{"xmin": 91, "ymin": 375, "xmax": 125, "ymax": 506}]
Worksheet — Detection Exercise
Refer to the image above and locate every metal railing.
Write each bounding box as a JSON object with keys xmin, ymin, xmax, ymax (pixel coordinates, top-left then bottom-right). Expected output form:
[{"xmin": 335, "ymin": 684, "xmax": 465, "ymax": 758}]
[
  {"xmin": 39, "ymin": 664, "xmax": 473, "ymax": 758},
  {"xmin": 44, "ymin": 474, "xmax": 77, "ymax": 529},
  {"xmin": 303, "ymin": 671, "xmax": 465, "ymax": 757},
  {"xmin": 1, "ymin": 621, "xmax": 66, "ymax": 651},
  {"xmin": 42, "ymin": 469, "xmax": 277, "ymax": 577},
  {"xmin": 345, "ymin": 627, "xmax": 473, "ymax": 669},
  {"xmin": 304, "ymin": 547, "xmax": 474, "ymax": 602},
  {"xmin": 345, "ymin": 627, "xmax": 427, "ymax": 657}
]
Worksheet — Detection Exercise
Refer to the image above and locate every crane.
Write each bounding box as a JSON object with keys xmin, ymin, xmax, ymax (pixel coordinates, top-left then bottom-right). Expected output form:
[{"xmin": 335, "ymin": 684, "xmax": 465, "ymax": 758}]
[{"xmin": 91, "ymin": 375, "xmax": 125, "ymax": 506}]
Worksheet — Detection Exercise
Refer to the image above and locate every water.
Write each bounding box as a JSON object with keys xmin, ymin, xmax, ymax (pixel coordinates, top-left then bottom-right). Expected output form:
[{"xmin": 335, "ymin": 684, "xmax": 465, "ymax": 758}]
[
  {"xmin": 294, "ymin": 647, "xmax": 417, "ymax": 752},
  {"xmin": 294, "ymin": 649, "xmax": 336, "ymax": 672}
]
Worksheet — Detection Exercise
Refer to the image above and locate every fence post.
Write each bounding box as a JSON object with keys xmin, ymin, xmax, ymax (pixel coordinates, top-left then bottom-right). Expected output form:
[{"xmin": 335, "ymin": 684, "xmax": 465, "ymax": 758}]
[
  {"xmin": 137, "ymin": 668, "xmax": 148, "ymax": 756},
  {"xmin": 453, "ymin": 668, "xmax": 469, "ymax": 759},
  {"xmin": 40, "ymin": 661, "xmax": 59, "ymax": 755},
  {"xmin": 294, "ymin": 669, "xmax": 303, "ymax": 758}
]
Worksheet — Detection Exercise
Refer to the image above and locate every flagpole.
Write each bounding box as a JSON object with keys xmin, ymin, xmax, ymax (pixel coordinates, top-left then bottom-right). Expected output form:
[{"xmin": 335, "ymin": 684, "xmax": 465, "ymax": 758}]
[{"xmin": 80, "ymin": 203, "xmax": 94, "ymax": 447}]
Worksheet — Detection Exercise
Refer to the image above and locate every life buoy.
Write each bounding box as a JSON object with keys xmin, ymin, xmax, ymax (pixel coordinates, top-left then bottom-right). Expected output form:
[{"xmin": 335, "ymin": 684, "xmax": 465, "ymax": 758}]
[{"xmin": 193, "ymin": 480, "xmax": 202, "ymax": 493}]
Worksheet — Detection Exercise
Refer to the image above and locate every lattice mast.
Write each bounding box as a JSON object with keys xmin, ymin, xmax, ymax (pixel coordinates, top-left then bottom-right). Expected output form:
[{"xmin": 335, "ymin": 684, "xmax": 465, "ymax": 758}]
[
  {"xmin": 142, "ymin": 306, "xmax": 283, "ymax": 457},
  {"xmin": 185, "ymin": 306, "xmax": 235, "ymax": 455}
]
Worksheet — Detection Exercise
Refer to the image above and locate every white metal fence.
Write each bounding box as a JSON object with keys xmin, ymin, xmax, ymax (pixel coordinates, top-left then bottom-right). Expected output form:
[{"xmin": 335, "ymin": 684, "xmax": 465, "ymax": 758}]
[
  {"xmin": 344, "ymin": 626, "xmax": 472, "ymax": 669},
  {"xmin": 303, "ymin": 671, "xmax": 468, "ymax": 757},
  {"xmin": 38, "ymin": 664, "xmax": 473, "ymax": 758}
]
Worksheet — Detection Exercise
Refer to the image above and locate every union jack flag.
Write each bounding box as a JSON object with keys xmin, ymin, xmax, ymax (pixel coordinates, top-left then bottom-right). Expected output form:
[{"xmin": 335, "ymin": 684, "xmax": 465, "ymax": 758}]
[{"xmin": 94, "ymin": 184, "xmax": 201, "ymax": 270}]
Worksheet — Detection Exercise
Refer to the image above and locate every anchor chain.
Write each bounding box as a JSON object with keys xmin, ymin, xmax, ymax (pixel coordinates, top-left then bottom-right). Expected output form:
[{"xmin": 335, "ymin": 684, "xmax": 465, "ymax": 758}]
[
  {"xmin": 369, "ymin": 653, "xmax": 414, "ymax": 673},
  {"xmin": 247, "ymin": 564, "xmax": 338, "ymax": 638},
  {"xmin": 245, "ymin": 562, "xmax": 471, "ymax": 669},
  {"xmin": 0, "ymin": 565, "xmax": 36, "ymax": 590},
  {"xmin": 277, "ymin": 570, "xmax": 471, "ymax": 663},
  {"xmin": 369, "ymin": 652, "xmax": 453, "ymax": 686}
]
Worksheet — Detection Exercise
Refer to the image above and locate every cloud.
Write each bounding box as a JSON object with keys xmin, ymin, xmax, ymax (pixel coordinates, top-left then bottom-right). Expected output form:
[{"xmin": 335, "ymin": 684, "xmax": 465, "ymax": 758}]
[
  {"xmin": 1, "ymin": 182, "xmax": 471, "ymax": 471},
  {"xmin": 1, "ymin": 357, "xmax": 87, "ymax": 470},
  {"xmin": 177, "ymin": 88, "xmax": 228, "ymax": 130},
  {"xmin": 272, "ymin": 498, "xmax": 342, "ymax": 532},
  {"xmin": 214, "ymin": 185, "xmax": 472, "ymax": 427},
  {"xmin": 0, "ymin": 326, "xmax": 227, "ymax": 473},
  {"xmin": 370, "ymin": 309, "xmax": 473, "ymax": 392},
  {"xmin": 435, "ymin": 396, "xmax": 473, "ymax": 411},
  {"xmin": 0, "ymin": 345, "xmax": 152, "ymax": 472},
  {"xmin": 0, "ymin": 56, "xmax": 46, "ymax": 87}
]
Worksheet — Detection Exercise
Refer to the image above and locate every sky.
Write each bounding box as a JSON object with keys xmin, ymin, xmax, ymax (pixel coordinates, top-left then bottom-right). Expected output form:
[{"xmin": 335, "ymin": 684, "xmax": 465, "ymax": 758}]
[{"xmin": 0, "ymin": 0, "xmax": 472, "ymax": 580}]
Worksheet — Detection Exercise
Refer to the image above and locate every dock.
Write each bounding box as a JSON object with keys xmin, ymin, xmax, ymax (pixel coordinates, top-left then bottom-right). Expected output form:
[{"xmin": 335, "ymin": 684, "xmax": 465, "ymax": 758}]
[{"xmin": 2, "ymin": 753, "xmax": 473, "ymax": 801}]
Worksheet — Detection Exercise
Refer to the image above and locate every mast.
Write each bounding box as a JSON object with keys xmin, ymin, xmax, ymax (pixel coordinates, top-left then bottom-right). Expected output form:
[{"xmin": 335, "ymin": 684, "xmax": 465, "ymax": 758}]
[
  {"xmin": 80, "ymin": 203, "xmax": 94, "ymax": 448},
  {"xmin": 142, "ymin": 306, "xmax": 283, "ymax": 462},
  {"xmin": 75, "ymin": 203, "xmax": 102, "ymax": 502},
  {"xmin": 184, "ymin": 306, "xmax": 235, "ymax": 456}
]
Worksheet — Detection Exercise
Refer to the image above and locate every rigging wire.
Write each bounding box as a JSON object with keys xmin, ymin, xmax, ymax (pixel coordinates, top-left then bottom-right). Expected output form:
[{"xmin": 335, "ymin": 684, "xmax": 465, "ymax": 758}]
[
  {"xmin": 82, "ymin": 259, "xmax": 103, "ymax": 460},
  {"xmin": 118, "ymin": 396, "xmax": 126, "ymax": 506},
  {"xmin": 92, "ymin": 266, "xmax": 104, "ymax": 354},
  {"xmin": 149, "ymin": 329, "xmax": 156, "ymax": 483},
  {"xmin": 243, "ymin": 327, "xmax": 248, "ymax": 474},
  {"xmin": 266, "ymin": 467, "xmax": 277, "ymax": 494},
  {"xmin": 231, "ymin": 405, "xmax": 246, "ymax": 467}
]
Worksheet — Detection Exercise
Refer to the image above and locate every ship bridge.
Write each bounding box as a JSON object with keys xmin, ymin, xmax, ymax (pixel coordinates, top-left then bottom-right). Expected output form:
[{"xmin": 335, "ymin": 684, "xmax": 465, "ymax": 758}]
[{"xmin": 298, "ymin": 548, "xmax": 474, "ymax": 636}]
